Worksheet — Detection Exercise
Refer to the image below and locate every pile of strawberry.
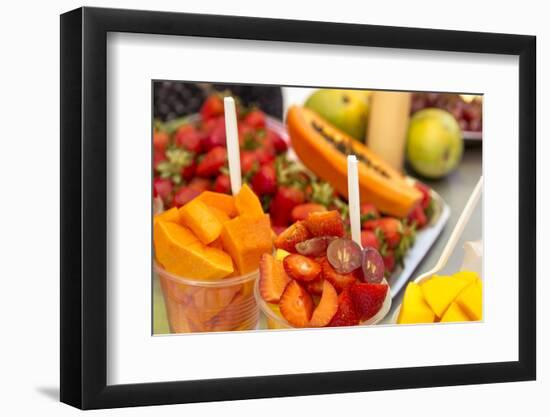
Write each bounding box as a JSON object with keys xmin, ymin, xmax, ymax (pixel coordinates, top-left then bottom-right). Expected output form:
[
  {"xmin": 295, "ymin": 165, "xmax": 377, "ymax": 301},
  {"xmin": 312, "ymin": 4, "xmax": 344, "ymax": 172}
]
[{"xmin": 260, "ymin": 210, "xmax": 389, "ymax": 328}]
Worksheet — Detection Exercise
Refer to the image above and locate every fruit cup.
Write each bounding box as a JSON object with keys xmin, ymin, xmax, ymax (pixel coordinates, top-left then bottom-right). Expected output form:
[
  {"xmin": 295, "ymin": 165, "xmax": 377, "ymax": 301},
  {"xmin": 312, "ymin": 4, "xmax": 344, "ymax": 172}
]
[{"xmin": 156, "ymin": 262, "xmax": 259, "ymax": 333}]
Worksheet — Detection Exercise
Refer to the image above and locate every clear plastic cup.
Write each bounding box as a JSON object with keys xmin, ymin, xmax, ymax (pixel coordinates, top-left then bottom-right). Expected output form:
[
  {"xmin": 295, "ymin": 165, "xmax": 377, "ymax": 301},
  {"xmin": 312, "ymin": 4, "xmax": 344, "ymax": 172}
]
[
  {"xmin": 254, "ymin": 279, "xmax": 392, "ymax": 330},
  {"xmin": 155, "ymin": 262, "xmax": 259, "ymax": 333}
]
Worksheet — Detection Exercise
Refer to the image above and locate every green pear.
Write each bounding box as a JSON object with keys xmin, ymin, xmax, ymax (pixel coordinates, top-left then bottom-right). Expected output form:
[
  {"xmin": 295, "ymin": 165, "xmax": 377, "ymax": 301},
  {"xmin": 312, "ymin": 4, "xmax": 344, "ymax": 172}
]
[{"xmin": 305, "ymin": 89, "xmax": 369, "ymax": 140}]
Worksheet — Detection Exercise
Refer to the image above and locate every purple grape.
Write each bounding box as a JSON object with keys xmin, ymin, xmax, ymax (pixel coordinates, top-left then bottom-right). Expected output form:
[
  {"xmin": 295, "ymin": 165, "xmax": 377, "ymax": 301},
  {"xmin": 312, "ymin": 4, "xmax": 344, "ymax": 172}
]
[
  {"xmin": 326, "ymin": 238, "xmax": 362, "ymax": 274},
  {"xmin": 295, "ymin": 236, "xmax": 336, "ymax": 257},
  {"xmin": 361, "ymin": 247, "xmax": 385, "ymax": 284}
]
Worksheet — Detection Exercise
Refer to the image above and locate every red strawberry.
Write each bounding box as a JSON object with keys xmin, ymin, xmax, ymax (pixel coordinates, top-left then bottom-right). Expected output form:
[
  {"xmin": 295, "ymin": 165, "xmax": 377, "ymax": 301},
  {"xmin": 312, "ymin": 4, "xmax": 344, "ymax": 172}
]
[
  {"xmin": 251, "ymin": 165, "xmax": 277, "ymax": 196},
  {"xmin": 259, "ymin": 254, "xmax": 291, "ymax": 303},
  {"xmin": 328, "ymin": 288, "xmax": 360, "ymax": 327},
  {"xmin": 174, "ymin": 124, "xmax": 203, "ymax": 153},
  {"xmin": 350, "ymin": 282, "xmax": 388, "ymax": 321},
  {"xmin": 267, "ymin": 130, "xmax": 287, "ymax": 154},
  {"xmin": 202, "ymin": 115, "xmax": 224, "ymax": 135},
  {"xmin": 240, "ymin": 150, "xmax": 259, "ymax": 176},
  {"xmin": 203, "ymin": 123, "xmax": 226, "ymax": 151},
  {"xmin": 360, "ymin": 203, "xmax": 380, "ymax": 225},
  {"xmin": 238, "ymin": 123, "xmax": 256, "ymax": 146},
  {"xmin": 279, "ymin": 281, "xmax": 314, "ymax": 327},
  {"xmin": 200, "ymin": 95, "xmax": 224, "ymax": 121},
  {"xmin": 274, "ymin": 221, "xmax": 311, "ymax": 253},
  {"xmin": 306, "ymin": 278, "xmax": 325, "ymax": 296},
  {"xmin": 196, "ymin": 147, "xmax": 227, "ymax": 177},
  {"xmin": 243, "ymin": 109, "xmax": 266, "ymax": 129},
  {"xmin": 214, "ymin": 174, "xmax": 231, "ymax": 194},
  {"xmin": 360, "ymin": 230, "xmax": 380, "ymax": 251},
  {"xmin": 291, "ymin": 203, "xmax": 327, "ymax": 222},
  {"xmin": 180, "ymin": 160, "xmax": 196, "ymax": 181},
  {"xmin": 408, "ymin": 205, "xmax": 428, "ymax": 228},
  {"xmin": 321, "ymin": 257, "xmax": 359, "ymax": 293},
  {"xmin": 363, "ymin": 218, "xmax": 402, "ymax": 249},
  {"xmin": 415, "ymin": 182, "xmax": 432, "ymax": 210},
  {"xmin": 254, "ymin": 147, "xmax": 275, "ymax": 165},
  {"xmin": 172, "ymin": 186, "xmax": 200, "ymax": 207},
  {"xmin": 153, "ymin": 178, "xmax": 173, "ymax": 200},
  {"xmin": 188, "ymin": 177, "xmax": 211, "ymax": 192},
  {"xmin": 309, "ymin": 280, "xmax": 338, "ymax": 327},
  {"xmin": 270, "ymin": 187, "xmax": 306, "ymax": 227},
  {"xmin": 153, "ymin": 131, "xmax": 169, "ymax": 151},
  {"xmin": 305, "ymin": 210, "xmax": 345, "ymax": 238},
  {"xmin": 153, "ymin": 150, "xmax": 166, "ymax": 171},
  {"xmin": 382, "ymin": 249, "xmax": 396, "ymax": 273},
  {"xmin": 283, "ymin": 254, "xmax": 322, "ymax": 283}
]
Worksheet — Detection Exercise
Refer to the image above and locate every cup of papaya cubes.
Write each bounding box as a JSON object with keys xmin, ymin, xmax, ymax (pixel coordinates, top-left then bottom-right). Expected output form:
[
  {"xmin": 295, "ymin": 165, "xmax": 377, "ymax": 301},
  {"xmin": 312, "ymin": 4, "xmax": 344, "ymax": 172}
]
[{"xmin": 154, "ymin": 184, "xmax": 273, "ymax": 333}]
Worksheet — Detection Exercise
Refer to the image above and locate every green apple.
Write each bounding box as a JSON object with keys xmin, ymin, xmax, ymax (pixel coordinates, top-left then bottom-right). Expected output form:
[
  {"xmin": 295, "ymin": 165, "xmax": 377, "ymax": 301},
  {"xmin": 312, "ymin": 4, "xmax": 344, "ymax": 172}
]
[
  {"xmin": 406, "ymin": 108, "xmax": 463, "ymax": 179},
  {"xmin": 305, "ymin": 89, "xmax": 369, "ymax": 140}
]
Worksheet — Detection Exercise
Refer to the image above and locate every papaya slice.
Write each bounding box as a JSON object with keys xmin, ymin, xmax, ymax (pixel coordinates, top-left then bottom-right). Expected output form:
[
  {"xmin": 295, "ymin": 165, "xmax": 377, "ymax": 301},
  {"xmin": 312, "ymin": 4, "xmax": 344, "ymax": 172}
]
[
  {"xmin": 287, "ymin": 106, "xmax": 422, "ymax": 217},
  {"xmin": 179, "ymin": 198, "xmax": 224, "ymax": 244},
  {"xmin": 234, "ymin": 184, "xmax": 264, "ymax": 218},
  {"xmin": 196, "ymin": 191, "xmax": 238, "ymax": 218},
  {"xmin": 153, "ymin": 207, "xmax": 180, "ymax": 226}
]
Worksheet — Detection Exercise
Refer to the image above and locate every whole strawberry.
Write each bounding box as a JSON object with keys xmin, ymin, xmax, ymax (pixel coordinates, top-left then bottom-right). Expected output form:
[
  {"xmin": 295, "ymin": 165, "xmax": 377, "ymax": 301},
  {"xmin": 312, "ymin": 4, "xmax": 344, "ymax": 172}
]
[
  {"xmin": 363, "ymin": 218, "xmax": 402, "ymax": 249},
  {"xmin": 251, "ymin": 165, "xmax": 277, "ymax": 196},
  {"xmin": 270, "ymin": 186, "xmax": 305, "ymax": 227}
]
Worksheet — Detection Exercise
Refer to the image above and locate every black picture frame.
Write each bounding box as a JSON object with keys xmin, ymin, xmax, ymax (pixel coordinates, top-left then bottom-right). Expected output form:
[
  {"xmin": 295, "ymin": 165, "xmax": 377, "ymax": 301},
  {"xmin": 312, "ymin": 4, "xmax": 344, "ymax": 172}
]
[{"xmin": 60, "ymin": 6, "xmax": 536, "ymax": 410}]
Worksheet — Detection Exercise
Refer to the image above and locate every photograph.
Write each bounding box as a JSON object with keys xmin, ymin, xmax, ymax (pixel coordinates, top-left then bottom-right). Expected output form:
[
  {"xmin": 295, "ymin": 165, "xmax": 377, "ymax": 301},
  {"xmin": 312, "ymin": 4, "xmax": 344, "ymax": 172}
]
[{"xmin": 151, "ymin": 82, "xmax": 483, "ymax": 334}]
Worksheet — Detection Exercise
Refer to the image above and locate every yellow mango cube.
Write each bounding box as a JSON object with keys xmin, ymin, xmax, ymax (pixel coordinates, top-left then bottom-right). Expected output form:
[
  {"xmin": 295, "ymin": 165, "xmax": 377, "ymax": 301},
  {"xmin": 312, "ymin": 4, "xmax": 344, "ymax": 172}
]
[
  {"xmin": 153, "ymin": 207, "xmax": 180, "ymax": 226},
  {"xmin": 420, "ymin": 275, "xmax": 472, "ymax": 318},
  {"xmin": 440, "ymin": 302, "xmax": 470, "ymax": 323},
  {"xmin": 179, "ymin": 198, "xmax": 223, "ymax": 244},
  {"xmin": 397, "ymin": 282, "xmax": 436, "ymax": 324},
  {"xmin": 455, "ymin": 279, "xmax": 483, "ymax": 321},
  {"xmin": 453, "ymin": 270, "xmax": 480, "ymax": 285}
]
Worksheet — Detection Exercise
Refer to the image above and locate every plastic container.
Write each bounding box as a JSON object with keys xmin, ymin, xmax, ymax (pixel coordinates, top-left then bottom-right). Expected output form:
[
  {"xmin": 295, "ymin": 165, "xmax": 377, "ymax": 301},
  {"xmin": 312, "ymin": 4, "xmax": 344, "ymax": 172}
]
[
  {"xmin": 155, "ymin": 262, "xmax": 259, "ymax": 333},
  {"xmin": 255, "ymin": 278, "xmax": 392, "ymax": 330}
]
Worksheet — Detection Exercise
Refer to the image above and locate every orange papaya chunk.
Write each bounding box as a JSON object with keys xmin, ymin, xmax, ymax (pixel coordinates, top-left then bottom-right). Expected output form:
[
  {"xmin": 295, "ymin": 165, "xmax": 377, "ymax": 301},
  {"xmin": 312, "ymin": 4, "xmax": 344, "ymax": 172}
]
[
  {"xmin": 209, "ymin": 206, "xmax": 230, "ymax": 224},
  {"xmin": 153, "ymin": 207, "xmax": 180, "ymax": 226},
  {"xmin": 234, "ymin": 184, "xmax": 264, "ymax": 218},
  {"xmin": 221, "ymin": 214, "xmax": 273, "ymax": 275},
  {"xmin": 179, "ymin": 198, "xmax": 223, "ymax": 244},
  {"xmin": 197, "ymin": 191, "xmax": 238, "ymax": 218},
  {"xmin": 154, "ymin": 221, "xmax": 234, "ymax": 280}
]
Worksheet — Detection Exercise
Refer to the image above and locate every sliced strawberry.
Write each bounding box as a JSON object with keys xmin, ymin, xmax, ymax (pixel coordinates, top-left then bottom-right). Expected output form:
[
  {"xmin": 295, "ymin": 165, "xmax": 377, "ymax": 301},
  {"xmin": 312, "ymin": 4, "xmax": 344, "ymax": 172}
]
[
  {"xmin": 305, "ymin": 210, "xmax": 345, "ymax": 238},
  {"xmin": 174, "ymin": 124, "xmax": 203, "ymax": 153},
  {"xmin": 350, "ymin": 282, "xmax": 388, "ymax": 321},
  {"xmin": 310, "ymin": 280, "xmax": 338, "ymax": 327},
  {"xmin": 251, "ymin": 165, "xmax": 277, "ymax": 196},
  {"xmin": 259, "ymin": 253, "xmax": 291, "ymax": 303},
  {"xmin": 283, "ymin": 254, "xmax": 322, "ymax": 283},
  {"xmin": 321, "ymin": 257, "xmax": 359, "ymax": 293},
  {"xmin": 153, "ymin": 178, "xmax": 173, "ymax": 200},
  {"xmin": 328, "ymin": 288, "xmax": 360, "ymax": 327},
  {"xmin": 153, "ymin": 131, "xmax": 169, "ymax": 151},
  {"xmin": 213, "ymin": 174, "xmax": 231, "ymax": 194},
  {"xmin": 279, "ymin": 281, "xmax": 314, "ymax": 327},
  {"xmin": 196, "ymin": 146, "xmax": 227, "ymax": 177},
  {"xmin": 363, "ymin": 218, "xmax": 402, "ymax": 249},
  {"xmin": 270, "ymin": 187, "xmax": 306, "ymax": 227},
  {"xmin": 172, "ymin": 186, "xmax": 200, "ymax": 207},
  {"xmin": 360, "ymin": 230, "xmax": 380, "ymax": 251},
  {"xmin": 243, "ymin": 109, "xmax": 266, "ymax": 129},
  {"xmin": 291, "ymin": 203, "xmax": 327, "ymax": 222},
  {"xmin": 200, "ymin": 95, "xmax": 224, "ymax": 121},
  {"xmin": 274, "ymin": 221, "xmax": 311, "ymax": 253},
  {"xmin": 306, "ymin": 278, "xmax": 325, "ymax": 296}
]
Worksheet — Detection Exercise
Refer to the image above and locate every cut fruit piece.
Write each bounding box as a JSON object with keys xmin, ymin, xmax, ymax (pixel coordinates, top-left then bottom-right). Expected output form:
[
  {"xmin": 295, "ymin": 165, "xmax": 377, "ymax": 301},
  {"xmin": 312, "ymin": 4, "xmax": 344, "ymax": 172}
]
[
  {"xmin": 306, "ymin": 278, "xmax": 325, "ymax": 296},
  {"xmin": 420, "ymin": 275, "xmax": 472, "ymax": 318},
  {"xmin": 453, "ymin": 270, "xmax": 480, "ymax": 285},
  {"xmin": 196, "ymin": 191, "xmax": 238, "ymax": 217},
  {"xmin": 328, "ymin": 288, "xmax": 360, "ymax": 327},
  {"xmin": 440, "ymin": 301, "xmax": 470, "ymax": 323},
  {"xmin": 259, "ymin": 254, "xmax": 291, "ymax": 303},
  {"xmin": 304, "ymin": 210, "xmax": 345, "ymax": 238},
  {"xmin": 455, "ymin": 279, "xmax": 482, "ymax": 321},
  {"xmin": 397, "ymin": 282, "xmax": 435, "ymax": 324},
  {"xmin": 350, "ymin": 282, "xmax": 388, "ymax": 321},
  {"xmin": 154, "ymin": 207, "xmax": 180, "ymax": 226},
  {"xmin": 275, "ymin": 248, "xmax": 291, "ymax": 261},
  {"xmin": 321, "ymin": 257, "xmax": 359, "ymax": 293},
  {"xmin": 234, "ymin": 183, "xmax": 264, "ymax": 218},
  {"xmin": 154, "ymin": 221, "xmax": 234, "ymax": 279},
  {"xmin": 274, "ymin": 221, "xmax": 312, "ymax": 253},
  {"xmin": 283, "ymin": 254, "xmax": 322, "ymax": 283},
  {"xmin": 310, "ymin": 280, "xmax": 338, "ymax": 327},
  {"xmin": 209, "ymin": 206, "xmax": 230, "ymax": 224},
  {"xmin": 279, "ymin": 281, "xmax": 314, "ymax": 327},
  {"xmin": 179, "ymin": 198, "xmax": 223, "ymax": 244},
  {"xmin": 220, "ymin": 214, "xmax": 272, "ymax": 275}
]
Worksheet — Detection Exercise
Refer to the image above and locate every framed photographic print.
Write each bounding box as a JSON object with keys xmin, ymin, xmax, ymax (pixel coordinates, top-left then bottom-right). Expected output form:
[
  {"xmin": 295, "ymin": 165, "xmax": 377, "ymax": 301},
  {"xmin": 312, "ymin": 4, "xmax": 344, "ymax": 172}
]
[{"xmin": 60, "ymin": 6, "xmax": 536, "ymax": 410}]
